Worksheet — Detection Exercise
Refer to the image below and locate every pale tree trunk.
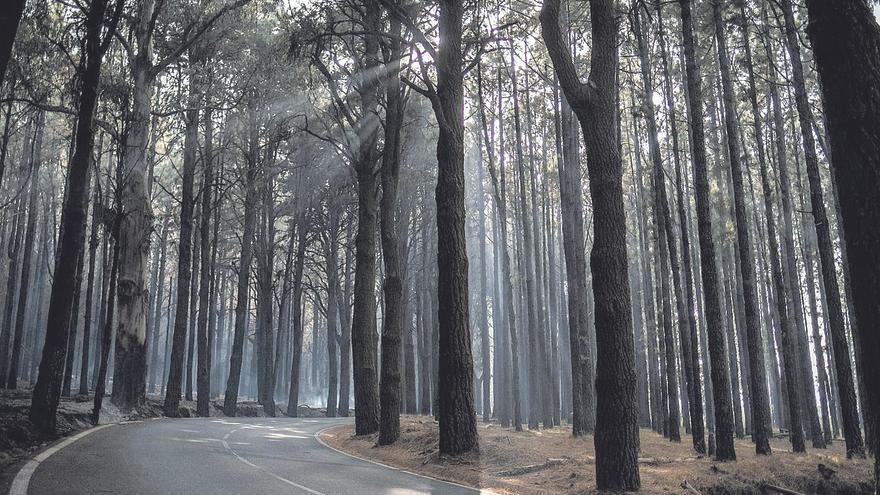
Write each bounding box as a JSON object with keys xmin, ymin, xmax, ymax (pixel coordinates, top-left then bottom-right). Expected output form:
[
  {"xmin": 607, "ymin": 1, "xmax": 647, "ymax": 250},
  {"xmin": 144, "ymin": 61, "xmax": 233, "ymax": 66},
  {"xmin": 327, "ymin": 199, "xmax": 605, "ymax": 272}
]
[
  {"xmin": 509, "ymin": 47, "xmax": 545, "ymax": 431},
  {"xmin": 92, "ymin": 216, "xmax": 121, "ymax": 424},
  {"xmin": 477, "ymin": 65, "xmax": 523, "ymax": 431},
  {"xmin": 148, "ymin": 219, "xmax": 168, "ymax": 393},
  {"xmin": 476, "ymin": 124, "xmax": 491, "ymax": 423},
  {"xmin": 113, "ymin": 0, "xmax": 159, "ymax": 412},
  {"xmin": 522, "ymin": 67, "xmax": 556, "ymax": 428},
  {"xmin": 8, "ymin": 111, "xmax": 43, "ymax": 390},
  {"xmin": 630, "ymin": 102, "xmax": 661, "ymax": 435},
  {"xmin": 286, "ymin": 216, "xmax": 309, "ymax": 416},
  {"xmin": 185, "ymin": 203, "xmax": 201, "ymax": 402}
]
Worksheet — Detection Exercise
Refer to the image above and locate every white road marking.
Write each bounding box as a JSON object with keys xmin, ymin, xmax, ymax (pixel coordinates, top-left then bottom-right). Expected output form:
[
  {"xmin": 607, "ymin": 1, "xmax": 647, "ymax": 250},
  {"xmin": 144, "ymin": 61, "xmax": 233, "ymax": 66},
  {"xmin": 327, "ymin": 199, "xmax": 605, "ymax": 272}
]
[
  {"xmin": 221, "ymin": 426, "xmax": 326, "ymax": 495},
  {"xmin": 10, "ymin": 424, "xmax": 115, "ymax": 495},
  {"xmin": 313, "ymin": 425, "xmax": 492, "ymax": 494}
]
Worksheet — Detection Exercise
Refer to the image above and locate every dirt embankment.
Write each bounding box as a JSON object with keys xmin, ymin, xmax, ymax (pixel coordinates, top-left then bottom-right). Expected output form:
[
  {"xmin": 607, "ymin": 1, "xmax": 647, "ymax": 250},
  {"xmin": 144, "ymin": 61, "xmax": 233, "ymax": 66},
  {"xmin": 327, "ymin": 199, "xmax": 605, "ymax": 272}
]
[{"xmin": 321, "ymin": 415, "xmax": 876, "ymax": 494}]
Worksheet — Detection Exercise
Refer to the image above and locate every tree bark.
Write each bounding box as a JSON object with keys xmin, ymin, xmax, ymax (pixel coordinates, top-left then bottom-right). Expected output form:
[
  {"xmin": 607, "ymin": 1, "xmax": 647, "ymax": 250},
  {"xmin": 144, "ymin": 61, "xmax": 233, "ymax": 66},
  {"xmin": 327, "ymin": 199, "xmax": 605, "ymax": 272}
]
[
  {"xmin": 541, "ymin": 0, "xmax": 640, "ymax": 488},
  {"xmin": 429, "ymin": 0, "xmax": 479, "ymax": 455},
  {"xmin": 196, "ymin": 75, "xmax": 213, "ymax": 417},
  {"xmin": 633, "ymin": 8, "xmax": 682, "ymax": 443},
  {"xmin": 378, "ymin": 12, "xmax": 405, "ymax": 445},
  {"xmin": 0, "ymin": 0, "xmax": 25, "ymax": 88},
  {"xmin": 163, "ymin": 65, "xmax": 200, "ymax": 416},
  {"xmin": 780, "ymin": 0, "xmax": 864, "ymax": 458},
  {"xmin": 29, "ymin": 0, "xmax": 119, "ymax": 430},
  {"xmin": 676, "ymin": 0, "xmax": 736, "ymax": 462},
  {"xmin": 222, "ymin": 98, "xmax": 259, "ymax": 416},
  {"xmin": 656, "ymin": 1, "xmax": 705, "ymax": 453},
  {"xmin": 712, "ymin": 0, "xmax": 772, "ymax": 454},
  {"xmin": 803, "ymin": 0, "xmax": 880, "ymax": 481}
]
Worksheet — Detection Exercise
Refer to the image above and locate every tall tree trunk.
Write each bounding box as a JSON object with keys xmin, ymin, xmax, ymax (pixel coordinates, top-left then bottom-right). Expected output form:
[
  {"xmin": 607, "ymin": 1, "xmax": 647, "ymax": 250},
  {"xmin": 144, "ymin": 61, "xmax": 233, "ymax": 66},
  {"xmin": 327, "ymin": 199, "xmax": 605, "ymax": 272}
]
[
  {"xmin": 509, "ymin": 46, "xmax": 545, "ymax": 431},
  {"xmin": 348, "ymin": 0, "xmax": 382, "ymax": 435},
  {"xmin": 780, "ymin": 0, "xmax": 864, "ymax": 458},
  {"xmin": 633, "ymin": 9, "xmax": 683, "ymax": 443},
  {"xmin": 378, "ymin": 13, "xmax": 404, "ymax": 445},
  {"xmin": 803, "ymin": 0, "xmax": 880, "ymax": 482},
  {"xmin": 478, "ymin": 65, "xmax": 523, "ymax": 431},
  {"xmin": 477, "ymin": 126, "xmax": 491, "ymax": 424},
  {"xmin": 0, "ymin": 0, "xmax": 25, "ymax": 88},
  {"xmin": 676, "ymin": 0, "xmax": 737, "ymax": 461},
  {"xmin": 552, "ymin": 40, "xmax": 595, "ymax": 439},
  {"xmin": 428, "ymin": 0, "xmax": 478, "ymax": 455},
  {"xmin": 222, "ymin": 98, "xmax": 259, "ymax": 417},
  {"xmin": 324, "ymin": 208, "xmax": 340, "ymax": 417},
  {"xmin": 541, "ymin": 0, "xmax": 640, "ymax": 488},
  {"xmin": 196, "ymin": 79, "xmax": 213, "ymax": 417},
  {"xmin": 148, "ymin": 220, "xmax": 168, "ymax": 393},
  {"xmin": 337, "ymin": 226, "xmax": 353, "ymax": 417},
  {"xmin": 112, "ymin": 0, "xmax": 159, "ymax": 413},
  {"xmin": 712, "ymin": 0, "xmax": 772, "ymax": 454},
  {"xmin": 163, "ymin": 69, "xmax": 200, "ymax": 416},
  {"xmin": 630, "ymin": 103, "xmax": 662, "ymax": 435},
  {"xmin": 255, "ymin": 173, "xmax": 275, "ymax": 415},
  {"xmin": 739, "ymin": 0, "xmax": 806, "ymax": 453},
  {"xmin": 522, "ymin": 67, "xmax": 556, "ymax": 428},
  {"xmin": 185, "ymin": 204, "xmax": 201, "ymax": 402},
  {"xmin": 8, "ymin": 111, "xmax": 45, "ymax": 390},
  {"xmin": 63, "ymin": 247, "xmax": 86, "ymax": 397},
  {"xmin": 92, "ymin": 217, "xmax": 121, "ymax": 424},
  {"xmin": 286, "ymin": 217, "xmax": 308, "ymax": 416},
  {"xmin": 762, "ymin": 20, "xmax": 812, "ymax": 450},
  {"xmin": 29, "ymin": 0, "xmax": 119, "ymax": 430},
  {"xmin": 656, "ymin": 1, "xmax": 705, "ymax": 453},
  {"xmin": 80, "ymin": 189, "xmax": 104, "ymax": 395}
]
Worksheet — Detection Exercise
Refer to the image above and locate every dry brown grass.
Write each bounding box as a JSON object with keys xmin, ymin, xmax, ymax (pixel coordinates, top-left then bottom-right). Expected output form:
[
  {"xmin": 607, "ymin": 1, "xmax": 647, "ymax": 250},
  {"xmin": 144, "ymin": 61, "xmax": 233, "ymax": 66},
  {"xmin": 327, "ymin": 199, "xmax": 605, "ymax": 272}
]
[{"xmin": 321, "ymin": 415, "xmax": 875, "ymax": 494}]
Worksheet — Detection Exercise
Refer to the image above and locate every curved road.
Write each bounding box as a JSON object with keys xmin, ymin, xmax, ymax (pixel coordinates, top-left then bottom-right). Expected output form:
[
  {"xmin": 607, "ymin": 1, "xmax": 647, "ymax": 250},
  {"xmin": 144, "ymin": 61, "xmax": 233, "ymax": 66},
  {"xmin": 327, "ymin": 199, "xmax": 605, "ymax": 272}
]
[{"xmin": 14, "ymin": 417, "xmax": 481, "ymax": 495}]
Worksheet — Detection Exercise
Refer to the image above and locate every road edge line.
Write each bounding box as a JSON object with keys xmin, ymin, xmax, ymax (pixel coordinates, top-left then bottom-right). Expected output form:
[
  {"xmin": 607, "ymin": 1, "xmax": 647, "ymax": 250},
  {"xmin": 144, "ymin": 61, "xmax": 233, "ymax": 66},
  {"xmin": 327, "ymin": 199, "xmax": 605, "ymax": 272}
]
[
  {"xmin": 313, "ymin": 425, "xmax": 495, "ymax": 495},
  {"xmin": 9, "ymin": 423, "xmax": 114, "ymax": 495}
]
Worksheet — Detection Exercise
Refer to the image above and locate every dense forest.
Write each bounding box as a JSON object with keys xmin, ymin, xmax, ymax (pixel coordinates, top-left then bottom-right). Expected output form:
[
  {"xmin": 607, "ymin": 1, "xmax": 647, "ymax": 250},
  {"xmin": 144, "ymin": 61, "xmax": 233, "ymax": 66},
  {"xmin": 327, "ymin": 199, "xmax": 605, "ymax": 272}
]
[{"xmin": 0, "ymin": 0, "xmax": 878, "ymax": 491}]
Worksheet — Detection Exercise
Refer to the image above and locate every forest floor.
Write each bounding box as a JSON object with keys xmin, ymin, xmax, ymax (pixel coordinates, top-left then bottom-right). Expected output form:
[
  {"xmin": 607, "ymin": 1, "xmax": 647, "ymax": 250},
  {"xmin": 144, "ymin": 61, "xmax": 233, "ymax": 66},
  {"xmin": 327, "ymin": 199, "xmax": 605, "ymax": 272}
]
[
  {"xmin": 321, "ymin": 415, "xmax": 876, "ymax": 494},
  {"xmin": 0, "ymin": 388, "xmax": 327, "ymax": 476}
]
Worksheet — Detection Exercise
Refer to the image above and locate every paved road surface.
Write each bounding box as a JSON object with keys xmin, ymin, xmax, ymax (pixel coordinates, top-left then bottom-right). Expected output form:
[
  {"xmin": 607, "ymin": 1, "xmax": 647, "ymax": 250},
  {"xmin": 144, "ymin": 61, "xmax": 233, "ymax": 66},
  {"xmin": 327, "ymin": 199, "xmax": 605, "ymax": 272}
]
[{"xmin": 16, "ymin": 417, "xmax": 481, "ymax": 494}]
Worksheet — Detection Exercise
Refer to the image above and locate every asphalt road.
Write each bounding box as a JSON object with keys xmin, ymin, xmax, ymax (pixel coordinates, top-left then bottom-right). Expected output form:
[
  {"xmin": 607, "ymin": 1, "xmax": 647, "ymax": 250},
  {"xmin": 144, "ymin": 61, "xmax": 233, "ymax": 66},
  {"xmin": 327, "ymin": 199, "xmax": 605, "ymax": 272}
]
[{"xmin": 14, "ymin": 417, "xmax": 482, "ymax": 495}]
